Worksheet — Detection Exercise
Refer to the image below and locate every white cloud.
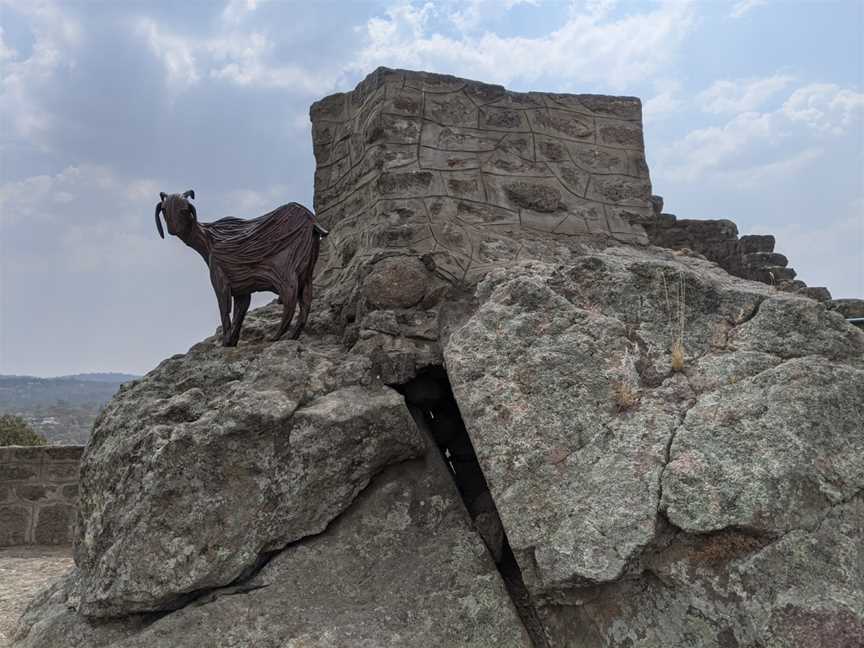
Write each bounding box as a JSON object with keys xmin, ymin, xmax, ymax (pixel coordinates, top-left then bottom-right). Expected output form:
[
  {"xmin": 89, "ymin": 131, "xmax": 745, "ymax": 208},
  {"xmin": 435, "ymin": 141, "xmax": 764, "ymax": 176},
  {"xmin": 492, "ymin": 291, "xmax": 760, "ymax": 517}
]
[
  {"xmin": 644, "ymin": 80, "xmax": 684, "ymax": 123},
  {"xmin": 0, "ymin": 165, "xmax": 113, "ymax": 225},
  {"xmin": 447, "ymin": 0, "xmax": 539, "ymax": 33},
  {"xmin": 782, "ymin": 83, "xmax": 864, "ymax": 135},
  {"xmin": 137, "ymin": 18, "xmax": 200, "ymax": 84},
  {"xmin": 207, "ymin": 35, "xmax": 329, "ymax": 93},
  {"xmin": 644, "ymin": 91, "xmax": 682, "ymax": 122},
  {"xmin": 730, "ymin": 0, "xmax": 768, "ymax": 19},
  {"xmin": 715, "ymin": 146, "xmax": 823, "ymax": 188},
  {"xmin": 0, "ymin": 26, "xmax": 17, "ymax": 62},
  {"xmin": 351, "ymin": 0, "xmax": 696, "ymax": 90},
  {"xmin": 698, "ymin": 74, "xmax": 794, "ymax": 114},
  {"xmin": 0, "ymin": 1, "xmax": 81, "ymax": 144},
  {"xmin": 0, "ymin": 164, "xmax": 170, "ymax": 281},
  {"xmin": 137, "ymin": 17, "xmax": 334, "ymax": 94},
  {"xmin": 663, "ymin": 110, "xmax": 780, "ymax": 181},
  {"xmin": 660, "ymin": 79, "xmax": 862, "ymax": 183},
  {"xmin": 221, "ymin": 0, "xmax": 258, "ymax": 25}
]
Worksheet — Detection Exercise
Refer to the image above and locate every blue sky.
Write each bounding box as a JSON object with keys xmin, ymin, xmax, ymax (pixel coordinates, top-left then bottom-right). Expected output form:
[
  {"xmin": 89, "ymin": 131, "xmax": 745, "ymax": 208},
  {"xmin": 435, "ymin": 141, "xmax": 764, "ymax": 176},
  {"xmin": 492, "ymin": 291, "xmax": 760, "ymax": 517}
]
[{"xmin": 1, "ymin": 0, "xmax": 861, "ymax": 376}]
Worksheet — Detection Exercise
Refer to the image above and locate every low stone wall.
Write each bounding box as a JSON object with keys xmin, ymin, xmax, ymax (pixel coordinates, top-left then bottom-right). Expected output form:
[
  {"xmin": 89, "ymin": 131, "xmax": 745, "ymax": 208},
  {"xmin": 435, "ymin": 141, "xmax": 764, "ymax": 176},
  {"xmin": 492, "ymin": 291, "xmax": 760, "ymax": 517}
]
[
  {"xmin": 644, "ymin": 196, "xmax": 832, "ymax": 301},
  {"xmin": 0, "ymin": 446, "xmax": 83, "ymax": 546}
]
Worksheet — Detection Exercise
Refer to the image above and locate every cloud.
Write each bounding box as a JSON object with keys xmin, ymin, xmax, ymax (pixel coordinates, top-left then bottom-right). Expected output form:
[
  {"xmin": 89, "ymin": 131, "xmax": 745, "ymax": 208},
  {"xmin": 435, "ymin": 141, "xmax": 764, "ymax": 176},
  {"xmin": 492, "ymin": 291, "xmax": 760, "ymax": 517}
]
[
  {"xmin": 0, "ymin": 26, "xmax": 17, "ymax": 62},
  {"xmin": 698, "ymin": 75, "xmax": 794, "ymax": 114},
  {"xmin": 0, "ymin": 0, "xmax": 81, "ymax": 145},
  {"xmin": 138, "ymin": 18, "xmax": 200, "ymax": 84},
  {"xmin": 447, "ymin": 0, "xmax": 539, "ymax": 33},
  {"xmin": 782, "ymin": 83, "xmax": 864, "ymax": 135},
  {"xmin": 715, "ymin": 146, "xmax": 823, "ymax": 188},
  {"xmin": 643, "ymin": 80, "xmax": 684, "ymax": 123},
  {"xmin": 0, "ymin": 164, "xmax": 171, "ymax": 287},
  {"xmin": 136, "ymin": 15, "xmax": 336, "ymax": 94},
  {"xmin": 221, "ymin": 184, "xmax": 293, "ymax": 215},
  {"xmin": 662, "ymin": 110, "xmax": 781, "ymax": 181},
  {"xmin": 351, "ymin": 0, "xmax": 696, "ymax": 90},
  {"xmin": 221, "ymin": 0, "xmax": 258, "ymax": 25},
  {"xmin": 661, "ymin": 79, "xmax": 861, "ymax": 182},
  {"xmin": 730, "ymin": 0, "xmax": 768, "ymax": 19},
  {"xmin": 0, "ymin": 165, "xmax": 114, "ymax": 225}
]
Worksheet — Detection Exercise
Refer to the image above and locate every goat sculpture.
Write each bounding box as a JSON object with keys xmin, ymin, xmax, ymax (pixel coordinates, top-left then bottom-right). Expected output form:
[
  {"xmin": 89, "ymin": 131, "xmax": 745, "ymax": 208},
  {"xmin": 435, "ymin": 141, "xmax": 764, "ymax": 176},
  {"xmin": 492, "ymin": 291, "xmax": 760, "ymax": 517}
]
[{"xmin": 154, "ymin": 190, "xmax": 329, "ymax": 346}]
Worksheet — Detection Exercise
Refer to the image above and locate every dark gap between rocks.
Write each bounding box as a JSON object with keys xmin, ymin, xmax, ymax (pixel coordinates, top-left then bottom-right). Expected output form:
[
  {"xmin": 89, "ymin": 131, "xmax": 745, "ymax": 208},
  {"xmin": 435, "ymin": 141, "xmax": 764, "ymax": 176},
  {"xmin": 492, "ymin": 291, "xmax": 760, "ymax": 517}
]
[
  {"xmin": 393, "ymin": 366, "xmax": 550, "ymax": 648},
  {"xmin": 165, "ymin": 547, "xmax": 279, "ymax": 613}
]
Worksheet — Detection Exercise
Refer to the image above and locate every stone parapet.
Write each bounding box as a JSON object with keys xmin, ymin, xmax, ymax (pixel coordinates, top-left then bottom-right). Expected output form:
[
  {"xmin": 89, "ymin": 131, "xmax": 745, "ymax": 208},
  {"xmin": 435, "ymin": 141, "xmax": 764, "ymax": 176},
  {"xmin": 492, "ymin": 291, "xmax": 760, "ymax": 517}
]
[
  {"xmin": 0, "ymin": 445, "xmax": 82, "ymax": 546},
  {"xmin": 309, "ymin": 67, "xmax": 654, "ymax": 295}
]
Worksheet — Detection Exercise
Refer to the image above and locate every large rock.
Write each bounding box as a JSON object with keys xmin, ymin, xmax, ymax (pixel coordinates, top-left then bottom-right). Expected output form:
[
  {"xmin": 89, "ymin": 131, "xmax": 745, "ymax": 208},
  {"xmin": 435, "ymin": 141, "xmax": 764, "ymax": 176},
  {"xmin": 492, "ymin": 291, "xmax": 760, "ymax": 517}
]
[
  {"xmin": 562, "ymin": 498, "xmax": 864, "ymax": 647},
  {"xmin": 74, "ymin": 335, "xmax": 427, "ymax": 616},
  {"xmin": 444, "ymin": 247, "xmax": 864, "ymax": 646},
  {"xmin": 14, "ymin": 445, "xmax": 532, "ymax": 647}
]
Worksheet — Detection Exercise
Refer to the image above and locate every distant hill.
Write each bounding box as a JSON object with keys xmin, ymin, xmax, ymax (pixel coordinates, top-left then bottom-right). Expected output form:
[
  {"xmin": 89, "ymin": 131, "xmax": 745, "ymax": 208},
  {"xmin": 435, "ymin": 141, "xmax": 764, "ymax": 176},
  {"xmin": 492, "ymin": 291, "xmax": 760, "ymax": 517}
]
[
  {"xmin": 62, "ymin": 372, "xmax": 141, "ymax": 383},
  {"xmin": 0, "ymin": 373, "xmax": 140, "ymax": 445}
]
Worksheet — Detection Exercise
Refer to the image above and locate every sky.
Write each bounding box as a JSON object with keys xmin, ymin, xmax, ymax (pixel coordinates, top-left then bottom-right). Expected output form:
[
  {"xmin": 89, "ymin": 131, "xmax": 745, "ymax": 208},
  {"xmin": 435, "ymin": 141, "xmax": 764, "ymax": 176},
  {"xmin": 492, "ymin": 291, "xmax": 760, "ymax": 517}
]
[{"xmin": 0, "ymin": 0, "xmax": 861, "ymax": 377}]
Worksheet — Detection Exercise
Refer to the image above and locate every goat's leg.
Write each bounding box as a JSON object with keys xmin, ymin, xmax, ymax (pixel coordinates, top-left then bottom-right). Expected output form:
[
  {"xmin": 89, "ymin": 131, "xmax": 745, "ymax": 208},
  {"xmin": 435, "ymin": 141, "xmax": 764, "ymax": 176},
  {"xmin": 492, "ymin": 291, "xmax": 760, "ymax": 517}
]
[
  {"xmin": 217, "ymin": 291, "xmax": 233, "ymax": 346},
  {"xmin": 228, "ymin": 294, "xmax": 251, "ymax": 346},
  {"xmin": 211, "ymin": 267, "xmax": 233, "ymax": 346},
  {"xmin": 272, "ymin": 281, "xmax": 298, "ymax": 342},
  {"xmin": 289, "ymin": 279, "xmax": 313, "ymax": 340}
]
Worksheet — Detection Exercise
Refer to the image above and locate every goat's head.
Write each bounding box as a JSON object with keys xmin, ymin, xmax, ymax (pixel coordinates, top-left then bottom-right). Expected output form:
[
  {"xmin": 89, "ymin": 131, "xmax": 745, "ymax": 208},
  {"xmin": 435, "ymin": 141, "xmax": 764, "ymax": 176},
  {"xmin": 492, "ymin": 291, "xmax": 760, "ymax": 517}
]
[{"xmin": 154, "ymin": 190, "xmax": 197, "ymax": 239}]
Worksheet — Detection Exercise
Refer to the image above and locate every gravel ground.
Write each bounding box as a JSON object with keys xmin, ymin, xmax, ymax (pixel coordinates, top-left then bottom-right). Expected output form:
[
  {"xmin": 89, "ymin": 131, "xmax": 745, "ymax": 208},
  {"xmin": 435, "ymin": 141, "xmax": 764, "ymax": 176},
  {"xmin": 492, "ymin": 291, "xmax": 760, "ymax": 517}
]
[{"xmin": 0, "ymin": 546, "xmax": 73, "ymax": 647}]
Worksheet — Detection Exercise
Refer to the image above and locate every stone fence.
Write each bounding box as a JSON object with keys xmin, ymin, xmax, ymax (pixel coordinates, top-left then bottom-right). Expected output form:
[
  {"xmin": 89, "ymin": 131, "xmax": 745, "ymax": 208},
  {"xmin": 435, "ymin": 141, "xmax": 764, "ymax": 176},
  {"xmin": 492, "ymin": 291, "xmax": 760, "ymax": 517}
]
[{"xmin": 0, "ymin": 445, "xmax": 83, "ymax": 546}]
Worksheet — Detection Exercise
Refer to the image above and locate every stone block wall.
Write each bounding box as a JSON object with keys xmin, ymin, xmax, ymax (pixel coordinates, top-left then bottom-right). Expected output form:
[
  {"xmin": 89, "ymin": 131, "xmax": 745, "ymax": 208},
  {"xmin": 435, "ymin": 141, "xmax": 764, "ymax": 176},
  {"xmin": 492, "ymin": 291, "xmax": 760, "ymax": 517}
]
[
  {"xmin": 644, "ymin": 199, "xmax": 833, "ymax": 301},
  {"xmin": 310, "ymin": 67, "xmax": 654, "ymax": 294},
  {"xmin": 0, "ymin": 445, "xmax": 82, "ymax": 546}
]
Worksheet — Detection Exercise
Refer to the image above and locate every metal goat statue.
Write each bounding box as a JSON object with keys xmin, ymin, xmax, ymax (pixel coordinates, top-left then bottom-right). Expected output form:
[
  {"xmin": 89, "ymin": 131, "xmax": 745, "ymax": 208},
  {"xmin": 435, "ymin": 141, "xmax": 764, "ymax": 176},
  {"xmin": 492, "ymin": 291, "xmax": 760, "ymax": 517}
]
[{"xmin": 154, "ymin": 190, "xmax": 329, "ymax": 347}]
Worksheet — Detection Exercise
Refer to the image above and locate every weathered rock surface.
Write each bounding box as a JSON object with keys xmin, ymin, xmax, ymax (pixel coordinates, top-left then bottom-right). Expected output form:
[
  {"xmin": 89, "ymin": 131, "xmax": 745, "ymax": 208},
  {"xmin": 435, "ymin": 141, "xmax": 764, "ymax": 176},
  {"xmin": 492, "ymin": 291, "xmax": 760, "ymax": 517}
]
[
  {"xmin": 73, "ymin": 335, "xmax": 426, "ymax": 617},
  {"xmin": 14, "ymin": 443, "xmax": 531, "ymax": 648},
  {"xmin": 14, "ymin": 68, "xmax": 864, "ymax": 648},
  {"xmin": 444, "ymin": 247, "xmax": 864, "ymax": 646}
]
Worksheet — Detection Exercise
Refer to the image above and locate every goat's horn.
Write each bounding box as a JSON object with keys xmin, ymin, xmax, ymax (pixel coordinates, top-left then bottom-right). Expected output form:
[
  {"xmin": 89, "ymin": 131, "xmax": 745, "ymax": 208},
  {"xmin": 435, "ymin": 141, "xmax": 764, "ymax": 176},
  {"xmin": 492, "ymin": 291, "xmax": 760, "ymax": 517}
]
[
  {"xmin": 154, "ymin": 202, "xmax": 165, "ymax": 239},
  {"xmin": 183, "ymin": 189, "xmax": 195, "ymax": 200},
  {"xmin": 160, "ymin": 192, "xmax": 167, "ymax": 201}
]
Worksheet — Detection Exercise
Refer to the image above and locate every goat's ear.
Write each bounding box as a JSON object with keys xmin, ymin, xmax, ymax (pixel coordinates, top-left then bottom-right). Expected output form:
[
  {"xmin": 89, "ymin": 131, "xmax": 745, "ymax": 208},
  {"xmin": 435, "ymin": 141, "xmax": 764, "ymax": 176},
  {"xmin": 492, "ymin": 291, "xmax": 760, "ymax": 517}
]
[
  {"xmin": 154, "ymin": 202, "xmax": 165, "ymax": 239},
  {"xmin": 159, "ymin": 192, "xmax": 167, "ymax": 201},
  {"xmin": 188, "ymin": 202, "xmax": 197, "ymax": 221},
  {"xmin": 183, "ymin": 189, "xmax": 195, "ymax": 200}
]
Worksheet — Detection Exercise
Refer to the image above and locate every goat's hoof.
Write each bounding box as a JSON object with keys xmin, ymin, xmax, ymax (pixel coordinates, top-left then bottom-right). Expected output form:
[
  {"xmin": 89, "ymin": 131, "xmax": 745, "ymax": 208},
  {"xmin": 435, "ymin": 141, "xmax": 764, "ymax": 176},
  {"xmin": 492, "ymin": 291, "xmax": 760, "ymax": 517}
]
[{"xmin": 222, "ymin": 337, "xmax": 237, "ymax": 347}]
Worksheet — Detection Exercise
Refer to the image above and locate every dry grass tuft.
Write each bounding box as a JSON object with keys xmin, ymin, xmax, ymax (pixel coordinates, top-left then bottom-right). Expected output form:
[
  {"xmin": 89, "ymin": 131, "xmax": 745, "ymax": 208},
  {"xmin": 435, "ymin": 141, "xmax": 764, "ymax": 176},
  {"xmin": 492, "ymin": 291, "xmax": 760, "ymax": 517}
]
[
  {"xmin": 659, "ymin": 270, "xmax": 687, "ymax": 372},
  {"xmin": 671, "ymin": 340, "xmax": 685, "ymax": 372},
  {"xmin": 613, "ymin": 381, "xmax": 640, "ymax": 412}
]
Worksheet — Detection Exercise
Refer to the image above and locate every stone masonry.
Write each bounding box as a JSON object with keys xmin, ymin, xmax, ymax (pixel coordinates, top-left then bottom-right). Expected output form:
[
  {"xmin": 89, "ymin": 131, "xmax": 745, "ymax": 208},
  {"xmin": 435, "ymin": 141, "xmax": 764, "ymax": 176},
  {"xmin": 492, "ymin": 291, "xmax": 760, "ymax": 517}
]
[
  {"xmin": 310, "ymin": 67, "xmax": 654, "ymax": 293},
  {"xmin": 644, "ymin": 196, "xmax": 835, "ymax": 301},
  {"xmin": 0, "ymin": 446, "xmax": 82, "ymax": 546}
]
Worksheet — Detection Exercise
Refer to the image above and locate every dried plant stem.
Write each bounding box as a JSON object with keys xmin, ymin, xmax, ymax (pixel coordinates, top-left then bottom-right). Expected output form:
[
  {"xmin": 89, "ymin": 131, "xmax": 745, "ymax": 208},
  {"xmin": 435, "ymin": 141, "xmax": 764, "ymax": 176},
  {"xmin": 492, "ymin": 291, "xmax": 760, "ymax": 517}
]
[{"xmin": 671, "ymin": 272, "xmax": 686, "ymax": 372}]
